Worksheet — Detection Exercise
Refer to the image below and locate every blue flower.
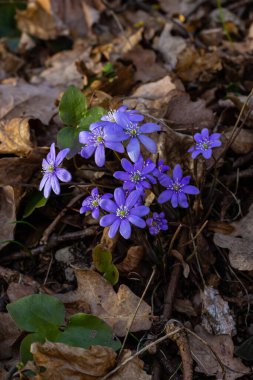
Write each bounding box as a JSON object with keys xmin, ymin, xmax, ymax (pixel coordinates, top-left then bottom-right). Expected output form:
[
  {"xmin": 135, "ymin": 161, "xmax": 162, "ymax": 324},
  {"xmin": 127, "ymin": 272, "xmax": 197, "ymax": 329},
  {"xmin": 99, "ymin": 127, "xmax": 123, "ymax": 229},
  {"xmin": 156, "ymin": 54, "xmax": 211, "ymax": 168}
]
[
  {"xmin": 158, "ymin": 164, "xmax": 199, "ymax": 208},
  {"xmin": 79, "ymin": 123, "xmax": 126, "ymax": 167},
  {"xmin": 100, "ymin": 187, "xmax": 149, "ymax": 239},
  {"xmin": 188, "ymin": 128, "xmax": 222, "ymax": 159},
  {"xmin": 152, "ymin": 160, "xmax": 169, "ymax": 178},
  {"xmin": 105, "ymin": 112, "xmax": 161, "ymax": 162},
  {"xmin": 101, "ymin": 105, "xmax": 144, "ymax": 124},
  {"xmin": 80, "ymin": 188, "xmax": 112, "ymax": 219},
  {"xmin": 39, "ymin": 143, "xmax": 72, "ymax": 198},
  {"xmin": 146, "ymin": 212, "xmax": 168, "ymax": 235},
  {"xmin": 114, "ymin": 156, "xmax": 156, "ymax": 192}
]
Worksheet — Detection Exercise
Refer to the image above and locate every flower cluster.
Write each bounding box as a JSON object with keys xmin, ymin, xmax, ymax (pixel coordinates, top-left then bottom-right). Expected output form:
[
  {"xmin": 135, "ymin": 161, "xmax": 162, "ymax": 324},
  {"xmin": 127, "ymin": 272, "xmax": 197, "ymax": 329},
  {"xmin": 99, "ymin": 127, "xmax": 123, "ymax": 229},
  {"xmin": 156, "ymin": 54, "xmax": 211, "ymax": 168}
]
[{"xmin": 39, "ymin": 104, "xmax": 222, "ymax": 240}]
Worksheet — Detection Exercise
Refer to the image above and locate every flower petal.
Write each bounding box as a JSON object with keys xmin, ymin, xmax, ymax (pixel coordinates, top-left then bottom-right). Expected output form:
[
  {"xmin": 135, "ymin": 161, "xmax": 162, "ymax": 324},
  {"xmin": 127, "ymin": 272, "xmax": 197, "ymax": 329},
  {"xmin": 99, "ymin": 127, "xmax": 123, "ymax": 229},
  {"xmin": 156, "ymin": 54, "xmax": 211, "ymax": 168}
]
[
  {"xmin": 95, "ymin": 144, "xmax": 105, "ymax": 167},
  {"xmin": 100, "ymin": 214, "xmax": 117, "ymax": 227},
  {"xmin": 43, "ymin": 178, "xmax": 52, "ymax": 199},
  {"xmin": 51, "ymin": 175, "xmax": 60, "ymax": 195},
  {"xmin": 56, "ymin": 168, "xmax": 72, "ymax": 182},
  {"xmin": 130, "ymin": 205, "xmax": 149, "ymax": 216},
  {"xmin": 105, "ymin": 141, "xmax": 124, "ymax": 153},
  {"xmin": 100, "ymin": 199, "xmax": 117, "ymax": 213},
  {"xmin": 210, "ymin": 140, "xmax": 222, "ymax": 148},
  {"xmin": 79, "ymin": 131, "xmax": 91, "ymax": 144},
  {"xmin": 104, "ymin": 125, "xmax": 128, "ymax": 142},
  {"xmin": 121, "ymin": 158, "xmax": 133, "ymax": 173},
  {"xmin": 159, "ymin": 174, "xmax": 173, "ymax": 188},
  {"xmin": 109, "ymin": 219, "xmax": 121, "ymax": 238},
  {"xmin": 203, "ymin": 149, "xmax": 212, "ymax": 159},
  {"xmin": 125, "ymin": 190, "xmax": 142, "ymax": 208},
  {"xmin": 91, "ymin": 188, "xmax": 99, "ymax": 197},
  {"xmin": 114, "ymin": 187, "xmax": 125, "ymax": 206},
  {"xmin": 171, "ymin": 192, "xmax": 179, "ymax": 208},
  {"xmin": 178, "ymin": 192, "xmax": 189, "ymax": 208},
  {"xmin": 39, "ymin": 174, "xmax": 49, "ymax": 191},
  {"xmin": 80, "ymin": 145, "xmax": 95, "ymax": 158},
  {"xmin": 191, "ymin": 149, "xmax": 201, "ymax": 159},
  {"xmin": 139, "ymin": 123, "xmax": 161, "ymax": 133},
  {"xmin": 55, "ymin": 148, "xmax": 70, "ymax": 166},
  {"xmin": 119, "ymin": 219, "xmax": 131, "ymax": 239},
  {"xmin": 92, "ymin": 208, "xmax": 100, "ymax": 219},
  {"xmin": 201, "ymin": 128, "xmax": 209, "ymax": 139},
  {"xmin": 114, "ymin": 171, "xmax": 130, "ymax": 181},
  {"xmin": 127, "ymin": 137, "xmax": 140, "ymax": 163},
  {"xmin": 48, "ymin": 143, "xmax": 56, "ymax": 162},
  {"xmin": 138, "ymin": 135, "xmax": 157, "ymax": 154},
  {"xmin": 173, "ymin": 164, "xmax": 183, "ymax": 181},
  {"xmin": 128, "ymin": 215, "xmax": 146, "ymax": 228},
  {"xmin": 158, "ymin": 190, "xmax": 173, "ymax": 204},
  {"xmin": 183, "ymin": 185, "xmax": 200, "ymax": 195}
]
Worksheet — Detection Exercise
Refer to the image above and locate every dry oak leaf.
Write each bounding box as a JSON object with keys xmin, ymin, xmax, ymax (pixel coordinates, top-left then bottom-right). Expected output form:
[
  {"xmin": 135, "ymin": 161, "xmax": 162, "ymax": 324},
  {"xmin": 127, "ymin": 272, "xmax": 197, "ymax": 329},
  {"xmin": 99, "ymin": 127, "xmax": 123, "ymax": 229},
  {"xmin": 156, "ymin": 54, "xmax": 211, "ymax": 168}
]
[
  {"xmin": 0, "ymin": 118, "xmax": 33, "ymax": 156},
  {"xmin": 189, "ymin": 325, "xmax": 250, "ymax": 380},
  {"xmin": 57, "ymin": 269, "xmax": 152, "ymax": 336},
  {"xmin": 31, "ymin": 342, "xmax": 116, "ymax": 380},
  {"xmin": 116, "ymin": 246, "xmax": 145, "ymax": 273}
]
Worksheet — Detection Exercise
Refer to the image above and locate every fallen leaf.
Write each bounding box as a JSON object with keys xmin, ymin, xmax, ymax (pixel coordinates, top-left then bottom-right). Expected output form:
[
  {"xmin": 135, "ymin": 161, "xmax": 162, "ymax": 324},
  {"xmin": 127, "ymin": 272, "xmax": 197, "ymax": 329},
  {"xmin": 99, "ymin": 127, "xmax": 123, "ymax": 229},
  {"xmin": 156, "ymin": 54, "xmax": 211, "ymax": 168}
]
[
  {"xmin": 0, "ymin": 42, "xmax": 24, "ymax": 78},
  {"xmin": 174, "ymin": 298, "xmax": 197, "ymax": 317},
  {"xmin": 0, "ymin": 78, "xmax": 59, "ymax": 125},
  {"xmin": 0, "ymin": 186, "xmax": 16, "ymax": 248},
  {"xmin": 225, "ymin": 127, "xmax": 253, "ymax": 155},
  {"xmin": 0, "ymin": 312, "xmax": 21, "ymax": 360},
  {"xmin": 153, "ymin": 23, "xmax": 187, "ymax": 69},
  {"xmin": 7, "ymin": 282, "xmax": 39, "ymax": 303},
  {"xmin": 58, "ymin": 269, "xmax": 152, "ymax": 336},
  {"xmin": 0, "ymin": 118, "xmax": 33, "ymax": 156},
  {"xmin": 176, "ymin": 47, "xmax": 222, "ymax": 82},
  {"xmin": 31, "ymin": 342, "xmax": 116, "ymax": 380},
  {"xmin": 201, "ymin": 287, "xmax": 236, "ymax": 336},
  {"xmin": 116, "ymin": 246, "xmax": 145, "ymax": 273},
  {"xmin": 189, "ymin": 325, "xmax": 250, "ymax": 380},
  {"xmin": 110, "ymin": 349, "xmax": 151, "ymax": 380},
  {"xmin": 159, "ymin": 0, "xmax": 203, "ymax": 15}
]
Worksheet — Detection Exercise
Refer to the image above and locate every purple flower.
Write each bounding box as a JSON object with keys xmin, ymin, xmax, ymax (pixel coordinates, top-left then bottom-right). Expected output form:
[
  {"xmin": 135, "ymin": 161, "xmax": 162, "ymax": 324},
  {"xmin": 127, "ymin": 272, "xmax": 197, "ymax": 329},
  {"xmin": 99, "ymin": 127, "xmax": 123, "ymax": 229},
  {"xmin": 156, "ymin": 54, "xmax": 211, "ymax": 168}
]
[
  {"xmin": 100, "ymin": 187, "xmax": 149, "ymax": 239},
  {"xmin": 158, "ymin": 164, "xmax": 199, "ymax": 208},
  {"xmin": 114, "ymin": 156, "xmax": 156, "ymax": 192},
  {"xmin": 146, "ymin": 212, "xmax": 168, "ymax": 235},
  {"xmin": 101, "ymin": 105, "xmax": 144, "ymax": 124},
  {"xmin": 188, "ymin": 128, "xmax": 222, "ymax": 159},
  {"xmin": 39, "ymin": 143, "xmax": 71, "ymax": 198},
  {"xmin": 105, "ymin": 112, "xmax": 161, "ymax": 162},
  {"xmin": 80, "ymin": 188, "xmax": 112, "ymax": 219},
  {"xmin": 152, "ymin": 160, "xmax": 169, "ymax": 178},
  {"xmin": 79, "ymin": 123, "xmax": 126, "ymax": 167}
]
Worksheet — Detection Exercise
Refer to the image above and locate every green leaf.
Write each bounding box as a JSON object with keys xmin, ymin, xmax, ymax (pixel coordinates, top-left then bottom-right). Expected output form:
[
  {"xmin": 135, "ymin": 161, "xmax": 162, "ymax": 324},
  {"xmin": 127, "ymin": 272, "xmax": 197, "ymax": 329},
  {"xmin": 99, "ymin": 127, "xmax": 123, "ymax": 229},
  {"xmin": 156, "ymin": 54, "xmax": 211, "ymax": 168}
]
[
  {"xmin": 92, "ymin": 244, "xmax": 112, "ymax": 273},
  {"xmin": 23, "ymin": 191, "xmax": 47, "ymax": 218},
  {"xmin": 78, "ymin": 107, "xmax": 106, "ymax": 129},
  {"xmin": 59, "ymin": 86, "xmax": 87, "ymax": 126},
  {"xmin": 104, "ymin": 264, "xmax": 119, "ymax": 286},
  {"xmin": 58, "ymin": 313, "xmax": 121, "ymax": 351},
  {"xmin": 57, "ymin": 127, "xmax": 82, "ymax": 159},
  {"xmin": 7, "ymin": 294, "xmax": 65, "ymax": 333},
  {"xmin": 235, "ymin": 336, "xmax": 253, "ymax": 361},
  {"xmin": 20, "ymin": 333, "xmax": 45, "ymax": 364}
]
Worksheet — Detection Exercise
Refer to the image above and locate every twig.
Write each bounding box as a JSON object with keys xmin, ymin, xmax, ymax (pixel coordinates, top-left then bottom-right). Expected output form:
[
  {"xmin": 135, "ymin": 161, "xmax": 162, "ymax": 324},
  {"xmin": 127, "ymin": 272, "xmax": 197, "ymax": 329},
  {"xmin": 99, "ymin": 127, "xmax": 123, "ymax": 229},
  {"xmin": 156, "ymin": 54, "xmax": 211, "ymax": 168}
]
[
  {"xmin": 118, "ymin": 266, "xmax": 156, "ymax": 359},
  {"xmin": 40, "ymin": 193, "xmax": 85, "ymax": 244},
  {"xmin": 166, "ymin": 322, "xmax": 193, "ymax": 380},
  {"xmin": 101, "ymin": 328, "xmax": 182, "ymax": 380}
]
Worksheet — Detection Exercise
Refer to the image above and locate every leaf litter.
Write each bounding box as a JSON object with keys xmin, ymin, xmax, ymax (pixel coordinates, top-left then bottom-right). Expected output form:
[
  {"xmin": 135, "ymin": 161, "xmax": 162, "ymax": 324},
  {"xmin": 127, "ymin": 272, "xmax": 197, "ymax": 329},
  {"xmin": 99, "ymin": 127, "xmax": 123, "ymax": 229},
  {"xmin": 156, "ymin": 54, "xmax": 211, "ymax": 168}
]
[{"xmin": 0, "ymin": 1, "xmax": 253, "ymax": 379}]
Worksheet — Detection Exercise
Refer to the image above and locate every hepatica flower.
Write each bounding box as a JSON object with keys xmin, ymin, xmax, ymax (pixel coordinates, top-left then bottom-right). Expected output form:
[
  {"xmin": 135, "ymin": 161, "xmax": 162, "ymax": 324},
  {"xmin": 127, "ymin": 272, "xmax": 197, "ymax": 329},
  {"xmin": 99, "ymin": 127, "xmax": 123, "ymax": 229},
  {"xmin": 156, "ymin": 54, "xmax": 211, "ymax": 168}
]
[
  {"xmin": 101, "ymin": 105, "xmax": 144, "ymax": 124},
  {"xmin": 80, "ymin": 188, "xmax": 112, "ymax": 219},
  {"xmin": 79, "ymin": 123, "xmax": 126, "ymax": 167},
  {"xmin": 188, "ymin": 128, "xmax": 221, "ymax": 159},
  {"xmin": 39, "ymin": 143, "xmax": 71, "ymax": 198},
  {"xmin": 152, "ymin": 159, "xmax": 169, "ymax": 178},
  {"xmin": 100, "ymin": 187, "xmax": 149, "ymax": 239},
  {"xmin": 147, "ymin": 212, "xmax": 168, "ymax": 235},
  {"xmin": 114, "ymin": 156, "xmax": 156, "ymax": 192},
  {"xmin": 158, "ymin": 164, "xmax": 199, "ymax": 208}
]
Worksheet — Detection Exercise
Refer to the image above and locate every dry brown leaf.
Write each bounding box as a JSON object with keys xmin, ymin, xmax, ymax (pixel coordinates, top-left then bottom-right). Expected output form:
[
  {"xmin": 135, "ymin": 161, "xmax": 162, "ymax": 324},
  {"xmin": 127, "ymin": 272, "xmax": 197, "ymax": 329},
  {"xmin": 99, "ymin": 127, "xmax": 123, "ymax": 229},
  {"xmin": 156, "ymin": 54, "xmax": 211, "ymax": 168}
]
[
  {"xmin": 176, "ymin": 47, "xmax": 222, "ymax": 82},
  {"xmin": 100, "ymin": 227, "xmax": 118, "ymax": 253},
  {"xmin": 225, "ymin": 128, "xmax": 253, "ymax": 155},
  {"xmin": 189, "ymin": 325, "xmax": 250, "ymax": 380},
  {"xmin": 110, "ymin": 350, "xmax": 151, "ymax": 380},
  {"xmin": 153, "ymin": 23, "xmax": 187, "ymax": 69},
  {"xmin": 165, "ymin": 90, "xmax": 215, "ymax": 131},
  {"xmin": 0, "ymin": 312, "xmax": 21, "ymax": 360},
  {"xmin": 201, "ymin": 287, "xmax": 236, "ymax": 336},
  {"xmin": 116, "ymin": 246, "xmax": 145, "ymax": 273},
  {"xmin": 0, "ymin": 118, "xmax": 33, "ymax": 156},
  {"xmin": 0, "ymin": 78, "xmax": 59, "ymax": 125},
  {"xmin": 7, "ymin": 282, "xmax": 39, "ymax": 303},
  {"xmin": 0, "ymin": 43, "xmax": 24, "ymax": 78},
  {"xmin": 31, "ymin": 342, "xmax": 116, "ymax": 380},
  {"xmin": 174, "ymin": 298, "xmax": 197, "ymax": 317},
  {"xmin": 159, "ymin": 0, "xmax": 202, "ymax": 15},
  {"xmin": 0, "ymin": 186, "xmax": 16, "ymax": 248},
  {"xmin": 58, "ymin": 269, "xmax": 152, "ymax": 336}
]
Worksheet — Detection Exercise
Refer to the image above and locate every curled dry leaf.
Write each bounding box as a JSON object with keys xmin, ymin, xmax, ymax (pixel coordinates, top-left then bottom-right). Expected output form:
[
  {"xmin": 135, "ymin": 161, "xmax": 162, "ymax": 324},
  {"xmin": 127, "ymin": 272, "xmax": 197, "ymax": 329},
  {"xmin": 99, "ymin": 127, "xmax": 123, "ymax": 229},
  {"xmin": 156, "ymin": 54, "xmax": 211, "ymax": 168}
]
[
  {"xmin": 57, "ymin": 269, "xmax": 152, "ymax": 336},
  {"xmin": 0, "ymin": 186, "xmax": 16, "ymax": 248},
  {"xmin": 0, "ymin": 312, "xmax": 21, "ymax": 360},
  {"xmin": 116, "ymin": 246, "xmax": 145, "ymax": 273},
  {"xmin": 201, "ymin": 287, "xmax": 236, "ymax": 336},
  {"xmin": 31, "ymin": 342, "xmax": 116, "ymax": 380},
  {"xmin": 189, "ymin": 325, "xmax": 250, "ymax": 380},
  {"xmin": 224, "ymin": 127, "xmax": 253, "ymax": 155},
  {"xmin": 0, "ymin": 118, "xmax": 33, "ymax": 156}
]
